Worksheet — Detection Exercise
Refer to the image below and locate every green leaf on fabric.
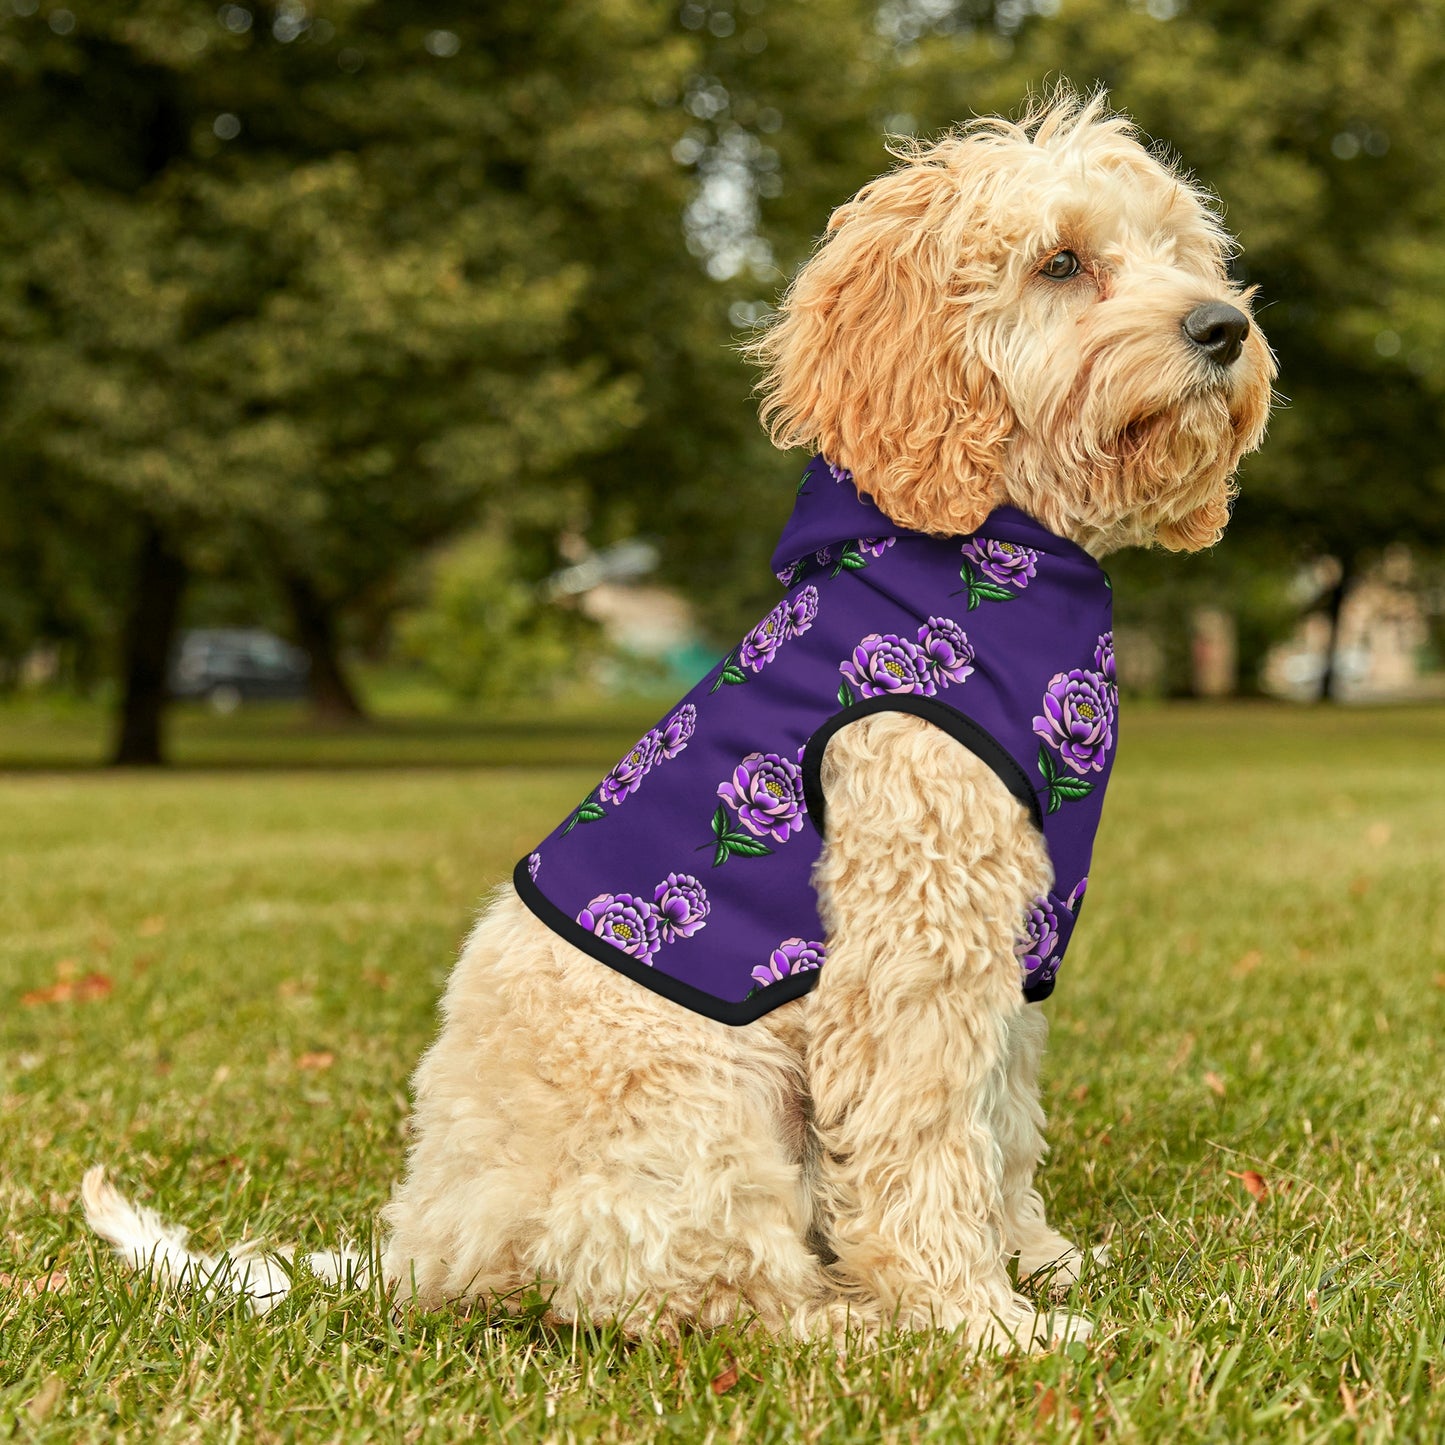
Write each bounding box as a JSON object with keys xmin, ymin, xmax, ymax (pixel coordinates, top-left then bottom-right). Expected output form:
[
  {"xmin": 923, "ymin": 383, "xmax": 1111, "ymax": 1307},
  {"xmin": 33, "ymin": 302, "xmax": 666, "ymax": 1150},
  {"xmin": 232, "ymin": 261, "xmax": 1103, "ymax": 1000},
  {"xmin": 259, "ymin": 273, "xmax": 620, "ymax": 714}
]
[
  {"xmin": 1037, "ymin": 745, "xmax": 1059, "ymax": 784},
  {"xmin": 837, "ymin": 679, "xmax": 854, "ymax": 708},
  {"xmin": 959, "ymin": 561, "xmax": 1014, "ymax": 608},
  {"xmin": 562, "ymin": 794, "xmax": 604, "ymax": 834},
  {"xmin": 710, "ymin": 651, "xmax": 744, "ymax": 693}
]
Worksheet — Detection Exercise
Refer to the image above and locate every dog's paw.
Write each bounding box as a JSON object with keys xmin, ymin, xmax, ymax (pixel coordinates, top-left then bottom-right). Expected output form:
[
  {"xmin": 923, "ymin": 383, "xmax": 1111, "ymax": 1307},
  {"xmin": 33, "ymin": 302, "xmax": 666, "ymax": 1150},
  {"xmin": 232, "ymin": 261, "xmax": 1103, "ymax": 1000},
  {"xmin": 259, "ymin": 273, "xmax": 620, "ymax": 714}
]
[
  {"xmin": 1018, "ymin": 1239, "xmax": 1110, "ymax": 1294},
  {"xmin": 970, "ymin": 1297, "xmax": 1093, "ymax": 1353}
]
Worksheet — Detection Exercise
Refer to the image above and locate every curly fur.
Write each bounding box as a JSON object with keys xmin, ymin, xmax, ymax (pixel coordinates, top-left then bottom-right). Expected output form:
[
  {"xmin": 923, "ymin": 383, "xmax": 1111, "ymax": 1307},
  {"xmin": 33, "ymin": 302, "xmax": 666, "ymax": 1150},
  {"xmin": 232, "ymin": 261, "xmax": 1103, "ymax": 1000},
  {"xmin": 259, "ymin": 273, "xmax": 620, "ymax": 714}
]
[{"xmin": 85, "ymin": 87, "xmax": 1272, "ymax": 1353}]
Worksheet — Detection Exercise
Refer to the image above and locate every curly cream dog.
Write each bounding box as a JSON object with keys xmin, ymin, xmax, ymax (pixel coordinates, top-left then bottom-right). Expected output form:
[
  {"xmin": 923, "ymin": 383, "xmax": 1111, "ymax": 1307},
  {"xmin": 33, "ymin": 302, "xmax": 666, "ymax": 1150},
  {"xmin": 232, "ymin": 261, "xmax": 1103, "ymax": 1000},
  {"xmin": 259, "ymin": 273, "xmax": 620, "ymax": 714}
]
[{"xmin": 85, "ymin": 91, "xmax": 1273, "ymax": 1350}]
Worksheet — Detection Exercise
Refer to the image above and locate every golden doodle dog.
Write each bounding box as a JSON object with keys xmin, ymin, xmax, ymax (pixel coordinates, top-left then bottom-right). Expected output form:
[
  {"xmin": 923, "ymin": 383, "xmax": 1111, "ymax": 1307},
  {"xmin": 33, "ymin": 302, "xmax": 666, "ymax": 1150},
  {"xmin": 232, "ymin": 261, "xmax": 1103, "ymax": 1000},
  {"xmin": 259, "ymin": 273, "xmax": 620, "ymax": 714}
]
[{"xmin": 85, "ymin": 90, "xmax": 1273, "ymax": 1350}]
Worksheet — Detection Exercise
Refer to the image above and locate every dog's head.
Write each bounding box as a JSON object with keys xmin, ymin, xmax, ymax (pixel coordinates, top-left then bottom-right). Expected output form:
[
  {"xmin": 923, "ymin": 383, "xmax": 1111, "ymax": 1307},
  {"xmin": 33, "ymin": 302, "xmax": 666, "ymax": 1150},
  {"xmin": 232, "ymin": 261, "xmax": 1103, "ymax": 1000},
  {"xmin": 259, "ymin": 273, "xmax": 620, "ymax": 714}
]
[{"xmin": 750, "ymin": 89, "xmax": 1275, "ymax": 554}]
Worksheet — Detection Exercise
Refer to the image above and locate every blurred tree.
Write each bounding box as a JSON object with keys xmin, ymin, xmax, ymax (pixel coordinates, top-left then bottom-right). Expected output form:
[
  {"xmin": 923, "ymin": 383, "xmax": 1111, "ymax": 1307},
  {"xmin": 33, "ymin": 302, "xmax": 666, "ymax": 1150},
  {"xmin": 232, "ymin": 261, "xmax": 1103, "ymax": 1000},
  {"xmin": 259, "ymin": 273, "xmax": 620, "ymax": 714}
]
[
  {"xmin": 396, "ymin": 528, "xmax": 596, "ymax": 705},
  {"xmin": 0, "ymin": 0, "xmax": 687, "ymax": 758}
]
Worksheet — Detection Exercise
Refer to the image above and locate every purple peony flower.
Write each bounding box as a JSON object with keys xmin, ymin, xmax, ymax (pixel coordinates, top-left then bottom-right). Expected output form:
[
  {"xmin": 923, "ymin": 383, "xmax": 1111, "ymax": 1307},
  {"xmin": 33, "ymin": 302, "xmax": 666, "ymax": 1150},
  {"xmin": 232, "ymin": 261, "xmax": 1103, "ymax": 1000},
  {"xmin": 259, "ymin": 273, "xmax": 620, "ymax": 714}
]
[
  {"xmin": 963, "ymin": 536, "xmax": 1039, "ymax": 589},
  {"xmin": 658, "ymin": 704, "xmax": 696, "ymax": 760},
  {"xmin": 815, "ymin": 546, "xmax": 833, "ymax": 566},
  {"xmin": 752, "ymin": 937, "xmax": 827, "ymax": 987},
  {"xmin": 652, "ymin": 872, "xmax": 710, "ymax": 942},
  {"xmin": 599, "ymin": 728, "xmax": 663, "ymax": 805},
  {"xmin": 527, "ymin": 851, "xmax": 541, "ymax": 880},
  {"xmin": 839, "ymin": 632, "xmax": 937, "ymax": 698},
  {"xmin": 718, "ymin": 751, "xmax": 807, "ymax": 843},
  {"xmin": 825, "ymin": 460, "xmax": 853, "ymax": 487},
  {"xmin": 1033, "ymin": 669, "xmax": 1115, "ymax": 775},
  {"xmin": 1016, "ymin": 898, "xmax": 1060, "ymax": 983},
  {"xmin": 1066, "ymin": 875, "xmax": 1088, "ymax": 911},
  {"xmin": 857, "ymin": 536, "xmax": 895, "ymax": 560},
  {"xmin": 739, "ymin": 603, "xmax": 789, "ymax": 672},
  {"xmin": 775, "ymin": 559, "xmax": 802, "ymax": 586},
  {"xmin": 1094, "ymin": 631, "xmax": 1116, "ymax": 690},
  {"xmin": 577, "ymin": 892, "xmax": 661, "ymax": 963},
  {"xmin": 782, "ymin": 585, "xmax": 819, "ymax": 639},
  {"xmin": 917, "ymin": 616, "xmax": 975, "ymax": 686}
]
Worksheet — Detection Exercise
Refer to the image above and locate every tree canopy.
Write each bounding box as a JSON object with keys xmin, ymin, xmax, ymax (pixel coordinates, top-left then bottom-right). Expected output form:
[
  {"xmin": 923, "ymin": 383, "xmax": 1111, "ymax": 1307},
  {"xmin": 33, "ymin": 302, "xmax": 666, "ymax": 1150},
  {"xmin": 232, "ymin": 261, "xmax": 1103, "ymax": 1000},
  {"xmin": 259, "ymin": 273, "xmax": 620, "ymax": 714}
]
[{"xmin": 2, "ymin": 0, "xmax": 1443, "ymax": 747}]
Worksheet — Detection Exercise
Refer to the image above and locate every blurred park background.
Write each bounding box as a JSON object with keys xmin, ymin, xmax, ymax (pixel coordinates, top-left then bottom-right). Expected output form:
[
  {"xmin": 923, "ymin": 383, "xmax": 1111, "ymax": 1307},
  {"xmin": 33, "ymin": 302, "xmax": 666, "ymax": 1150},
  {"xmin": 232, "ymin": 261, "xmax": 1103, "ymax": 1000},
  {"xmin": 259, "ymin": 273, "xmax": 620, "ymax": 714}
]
[{"xmin": 3, "ymin": 0, "xmax": 1445, "ymax": 766}]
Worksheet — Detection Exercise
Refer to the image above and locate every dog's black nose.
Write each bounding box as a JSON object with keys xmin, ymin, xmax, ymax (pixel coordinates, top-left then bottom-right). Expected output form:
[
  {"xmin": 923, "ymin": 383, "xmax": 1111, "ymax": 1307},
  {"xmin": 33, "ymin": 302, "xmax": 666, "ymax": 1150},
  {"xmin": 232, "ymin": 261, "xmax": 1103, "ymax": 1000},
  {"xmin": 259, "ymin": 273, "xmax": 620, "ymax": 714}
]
[{"xmin": 1182, "ymin": 302, "xmax": 1250, "ymax": 367}]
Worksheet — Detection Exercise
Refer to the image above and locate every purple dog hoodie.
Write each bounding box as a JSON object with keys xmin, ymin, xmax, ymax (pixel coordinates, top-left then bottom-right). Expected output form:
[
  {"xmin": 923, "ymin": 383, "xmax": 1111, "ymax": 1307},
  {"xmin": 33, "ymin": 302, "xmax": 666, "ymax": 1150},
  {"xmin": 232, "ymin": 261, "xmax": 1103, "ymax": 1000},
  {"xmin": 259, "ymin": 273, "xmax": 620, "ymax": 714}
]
[{"xmin": 515, "ymin": 454, "xmax": 1118, "ymax": 1025}]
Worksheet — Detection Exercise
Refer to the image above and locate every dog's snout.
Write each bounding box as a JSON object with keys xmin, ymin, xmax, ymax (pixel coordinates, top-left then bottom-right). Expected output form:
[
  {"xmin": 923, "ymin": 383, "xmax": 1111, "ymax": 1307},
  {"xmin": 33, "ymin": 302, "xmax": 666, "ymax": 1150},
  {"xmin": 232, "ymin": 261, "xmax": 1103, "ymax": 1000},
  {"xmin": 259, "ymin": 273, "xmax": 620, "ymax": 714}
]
[{"xmin": 1182, "ymin": 302, "xmax": 1250, "ymax": 367}]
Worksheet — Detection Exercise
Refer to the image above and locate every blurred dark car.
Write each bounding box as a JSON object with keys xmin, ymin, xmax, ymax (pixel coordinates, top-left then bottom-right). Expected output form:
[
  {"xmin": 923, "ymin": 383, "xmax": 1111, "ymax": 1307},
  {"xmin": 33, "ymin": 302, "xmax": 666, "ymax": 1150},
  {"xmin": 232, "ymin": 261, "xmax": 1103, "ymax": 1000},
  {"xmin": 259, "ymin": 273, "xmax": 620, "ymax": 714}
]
[{"xmin": 169, "ymin": 628, "xmax": 310, "ymax": 712}]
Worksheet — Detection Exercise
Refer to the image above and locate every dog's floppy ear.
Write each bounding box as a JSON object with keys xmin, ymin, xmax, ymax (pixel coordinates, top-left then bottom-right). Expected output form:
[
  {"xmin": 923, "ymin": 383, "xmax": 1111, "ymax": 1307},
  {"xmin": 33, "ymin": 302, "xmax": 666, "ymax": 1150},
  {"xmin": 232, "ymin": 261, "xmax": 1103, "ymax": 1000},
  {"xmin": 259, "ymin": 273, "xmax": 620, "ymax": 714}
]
[{"xmin": 749, "ymin": 147, "xmax": 1012, "ymax": 536}]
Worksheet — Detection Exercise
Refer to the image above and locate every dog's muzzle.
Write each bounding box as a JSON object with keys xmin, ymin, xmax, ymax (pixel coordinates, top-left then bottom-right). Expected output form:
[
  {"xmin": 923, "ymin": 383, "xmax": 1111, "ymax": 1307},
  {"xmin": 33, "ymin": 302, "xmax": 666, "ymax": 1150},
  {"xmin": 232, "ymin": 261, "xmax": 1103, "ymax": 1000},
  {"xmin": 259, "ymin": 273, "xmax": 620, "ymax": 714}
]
[{"xmin": 1182, "ymin": 302, "xmax": 1250, "ymax": 367}]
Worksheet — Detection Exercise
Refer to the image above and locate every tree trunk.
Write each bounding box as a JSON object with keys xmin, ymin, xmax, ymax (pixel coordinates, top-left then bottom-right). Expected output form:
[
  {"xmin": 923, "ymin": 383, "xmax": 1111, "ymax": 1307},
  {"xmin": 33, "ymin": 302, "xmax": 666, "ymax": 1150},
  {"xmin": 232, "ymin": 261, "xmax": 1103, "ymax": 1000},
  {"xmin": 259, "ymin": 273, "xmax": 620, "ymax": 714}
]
[
  {"xmin": 1317, "ymin": 555, "xmax": 1354, "ymax": 703},
  {"xmin": 111, "ymin": 522, "xmax": 187, "ymax": 766},
  {"xmin": 283, "ymin": 572, "xmax": 366, "ymax": 724}
]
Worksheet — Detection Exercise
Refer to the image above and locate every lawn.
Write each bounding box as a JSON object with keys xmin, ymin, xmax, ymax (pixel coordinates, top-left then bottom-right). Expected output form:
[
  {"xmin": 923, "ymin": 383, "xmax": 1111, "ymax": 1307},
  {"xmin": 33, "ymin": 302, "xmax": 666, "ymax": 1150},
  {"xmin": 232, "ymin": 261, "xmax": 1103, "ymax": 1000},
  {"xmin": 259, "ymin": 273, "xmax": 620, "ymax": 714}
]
[{"xmin": 2, "ymin": 701, "xmax": 1443, "ymax": 1442}]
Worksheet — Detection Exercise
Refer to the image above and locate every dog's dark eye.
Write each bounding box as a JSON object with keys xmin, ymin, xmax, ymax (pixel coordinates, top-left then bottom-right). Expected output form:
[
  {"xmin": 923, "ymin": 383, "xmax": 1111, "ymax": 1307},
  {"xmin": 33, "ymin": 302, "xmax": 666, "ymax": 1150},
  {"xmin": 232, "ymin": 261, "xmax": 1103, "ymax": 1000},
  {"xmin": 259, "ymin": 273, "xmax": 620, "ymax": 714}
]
[{"xmin": 1041, "ymin": 250, "xmax": 1081, "ymax": 280}]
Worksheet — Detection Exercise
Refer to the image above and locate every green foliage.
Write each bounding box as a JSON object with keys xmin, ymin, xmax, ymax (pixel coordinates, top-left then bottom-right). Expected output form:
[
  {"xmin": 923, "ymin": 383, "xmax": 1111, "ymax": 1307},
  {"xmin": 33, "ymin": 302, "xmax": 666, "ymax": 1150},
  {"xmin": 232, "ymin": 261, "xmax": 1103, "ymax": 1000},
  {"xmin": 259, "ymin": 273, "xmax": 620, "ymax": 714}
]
[{"xmin": 396, "ymin": 531, "xmax": 595, "ymax": 705}]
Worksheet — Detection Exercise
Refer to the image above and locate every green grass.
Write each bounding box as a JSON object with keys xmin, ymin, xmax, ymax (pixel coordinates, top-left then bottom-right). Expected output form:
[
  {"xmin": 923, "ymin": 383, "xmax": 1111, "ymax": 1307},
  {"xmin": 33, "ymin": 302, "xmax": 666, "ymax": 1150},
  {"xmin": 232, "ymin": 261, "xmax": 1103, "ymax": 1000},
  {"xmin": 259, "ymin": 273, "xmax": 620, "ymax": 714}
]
[{"xmin": 2, "ymin": 701, "xmax": 1443, "ymax": 1442}]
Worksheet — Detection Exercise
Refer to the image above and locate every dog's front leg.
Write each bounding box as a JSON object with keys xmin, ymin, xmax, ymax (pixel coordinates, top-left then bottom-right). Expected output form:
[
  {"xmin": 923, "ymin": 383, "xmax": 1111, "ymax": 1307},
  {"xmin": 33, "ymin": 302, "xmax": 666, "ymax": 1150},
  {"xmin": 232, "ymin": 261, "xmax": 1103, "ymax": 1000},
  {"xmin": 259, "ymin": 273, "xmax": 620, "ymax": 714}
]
[{"xmin": 805, "ymin": 712, "xmax": 1089, "ymax": 1349}]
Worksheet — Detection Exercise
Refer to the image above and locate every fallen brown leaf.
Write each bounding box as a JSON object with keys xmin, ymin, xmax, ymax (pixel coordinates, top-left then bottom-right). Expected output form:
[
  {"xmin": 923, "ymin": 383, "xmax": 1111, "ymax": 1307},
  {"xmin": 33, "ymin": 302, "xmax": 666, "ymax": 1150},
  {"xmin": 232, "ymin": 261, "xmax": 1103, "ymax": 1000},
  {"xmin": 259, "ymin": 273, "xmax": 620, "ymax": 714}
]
[
  {"xmin": 1034, "ymin": 1386, "xmax": 1058, "ymax": 1426},
  {"xmin": 296, "ymin": 1051, "xmax": 334, "ymax": 1072},
  {"xmin": 710, "ymin": 1358, "xmax": 739, "ymax": 1395},
  {"xmin": 21, "ymin": 973, "xmax": 112, "ymax": 1007},
  {"xmin": 1339, "ymin": 1380, "xmax": 1358, "ymax": 1419},
  {"xmin": 28, "ymin": 1375, "xmax": 64, "ymax": 1423},
  {"xmin": 1232, "ymin": 949, "xmax": 1263, "ymax": 978},
  {"xmin": 0, "ymin": 1268, "xmax": 69, "ymax": 1298},
  {"xmin": 1168, "ymin": 1033, "xmax": 1196, "ymax": 1072},
  {"xmin": 1204, "ymin": 1071, "xmax": 1227, "ymax": 1098},
  {"xmin": 1228, "ymin": 1169, "xmax": 1268, "ymax": 1201},
  {"xmin": 1070, "ymin": 1084, "xmax": 1089, "ymax": 1103}
]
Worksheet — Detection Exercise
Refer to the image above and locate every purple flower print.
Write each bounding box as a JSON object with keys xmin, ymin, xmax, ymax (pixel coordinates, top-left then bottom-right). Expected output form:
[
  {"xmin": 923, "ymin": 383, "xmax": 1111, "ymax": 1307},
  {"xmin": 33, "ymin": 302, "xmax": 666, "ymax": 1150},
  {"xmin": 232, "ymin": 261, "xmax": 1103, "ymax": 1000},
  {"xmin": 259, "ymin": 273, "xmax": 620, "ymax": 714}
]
[
  {"xmin": 783, "ymin": 585, "xmax": 819, "ymax": 639},
  {"xmin": 527, "ymin": 851, "xmax": 541, "ymax": 881},
  {"xmin": 652, "ymin": 872, "xmax": 710, "ymax": 942},
  {"xmin": 917, "ymin": 616, "xmax": 975, "ymax": 686},
  {"xmin": 658, "ymin": 703, "xmax": 696, "ymax": 760},
  {"xmin": 1094, "ymin": 631, "xmax": 1116, "ymax": 691},
  {"xmin": 775, "ymin": 560, "xmax": 801, "ymax": 586},
  {"xmin": 825, "ymin": 460, "xmax": 853, "ymax": 487},
  {"xmin": 739, "ymin": 603, "xmax": 789, "ymax": 672},
  {"xmin": 718, "ymin": 751, "xmax": 807, "ymax": 843},
  {"xmin": 599, "ymin": 728, "xmax": 663, "ymax": 805},
  {"xmin": 1033, "ymin": 669, "xmax": 1115, "ymax": 775},
  {"xmin": 1016, "ymin": 898, "xmax": 1060, "ymax": 983},
  {"xmin": 1066, "ymin": 876, "xmax": 1088, "ymax": 911},
  {"xmin": 839, "ymin": 633, "xmax": 937, "ymax": 698},
  {"xmin": 857, "ymin": 537, "xmax": 895, "ymax": 560},
  {"xmin": 815, "ymin": 546, "xmax": 833, "ymax": 566},
  {"xmin": 577, "ymin": 893, "xmax": 661, "ymax": 963},
  {"xmin": 963, "ymin": 536, "xmax": 1039, "ymax": 589},
  {"xmin": 752, "ymin": 937, "xmax": 827, "ymax": 988}
]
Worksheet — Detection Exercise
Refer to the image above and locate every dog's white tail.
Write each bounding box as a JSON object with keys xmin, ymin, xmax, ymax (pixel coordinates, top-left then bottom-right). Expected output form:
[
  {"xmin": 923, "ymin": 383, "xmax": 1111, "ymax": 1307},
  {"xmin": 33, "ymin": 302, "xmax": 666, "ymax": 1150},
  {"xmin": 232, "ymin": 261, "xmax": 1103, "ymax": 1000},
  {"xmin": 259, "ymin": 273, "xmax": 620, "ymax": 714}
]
[{"xmin": 81, "ymin": 1166, "xmax": 368, "ymax": 1315}]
